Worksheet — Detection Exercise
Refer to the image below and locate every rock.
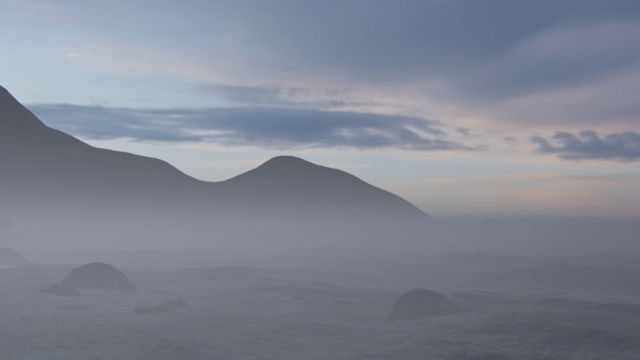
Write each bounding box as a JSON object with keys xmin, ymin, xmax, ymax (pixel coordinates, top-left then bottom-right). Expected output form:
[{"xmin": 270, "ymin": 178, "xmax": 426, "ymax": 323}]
[
  {"xmin": 60, "ymin": 262, "xmax": 138, "ymax": 292},
  {"xmin": 41, "ymin": 283, "xmax": 82, "ymax": 297},
  {"xmin": 387, "ymin": 288, "xmax": 458, "ymax": 322}
]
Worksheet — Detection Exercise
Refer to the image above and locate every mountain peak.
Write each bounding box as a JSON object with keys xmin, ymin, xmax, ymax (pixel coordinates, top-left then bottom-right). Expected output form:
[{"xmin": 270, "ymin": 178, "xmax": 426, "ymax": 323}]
[
  {"xmin": 224, "ymin": 155, "xmax": 430, "ymax": 220},
  {"xmin": 259, "ymin": 155, "xmax": 316, "ymax": 169},
  {"xmin": 236, "ymin": 155, "xmax": 341, "ymax": 183},
  {"xmin": 0, "ymin": 84, "xmax": 10, "ymax": 96},
  {"xmin": 0, "ymin": 85, "xmax": 92, "ymax": 153},
  {"xmin": 0, "ymin": 85, "xmax": 46, "ymax": 130}
]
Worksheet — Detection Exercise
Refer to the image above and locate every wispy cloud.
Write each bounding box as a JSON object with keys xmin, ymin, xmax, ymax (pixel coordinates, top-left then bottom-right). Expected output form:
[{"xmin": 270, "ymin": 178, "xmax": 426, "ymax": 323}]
[
  {"xmin": 28, "ymin": 0, "xmax": 640, "ymax": 132},
  {"xmin": 194, "ymin": 84, "xmax": 377, "ymax": 109},
  {"xmin": 29, "ymin": 104, "xmax": 476, "ymax": 151},
  {"xmin": 532, "ymin": 130, "xmax": 640, "ymax": 161},
  {"xmin": 3, "ymin": 0, "xmax": 85, "ymax": 27}
]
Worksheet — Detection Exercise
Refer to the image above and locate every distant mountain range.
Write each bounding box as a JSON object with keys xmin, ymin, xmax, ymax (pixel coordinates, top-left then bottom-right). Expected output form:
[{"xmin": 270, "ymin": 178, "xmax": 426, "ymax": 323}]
[{"xmin": 0, "ymin": 86, "xmax": 431, "ymax": 252}]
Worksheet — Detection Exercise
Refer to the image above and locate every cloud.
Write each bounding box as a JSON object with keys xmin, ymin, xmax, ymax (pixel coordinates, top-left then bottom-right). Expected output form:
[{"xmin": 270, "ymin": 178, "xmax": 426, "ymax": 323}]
[
  {"xmin": 12, "ymin": 1, "xmax": 640, "ymax": 131},
  {"xmin": 460, "ymin": 21, "xmax": 640, "ymax": 101},
  {"xmin": 195, "ymin": 84, "xmax": 374, "ymax": 109},
  {"xmin": 173, "ymin": 2, "xmax": 640, "ymax": 131},
  {"xmin": 29, "ymin": 104, "xmax": 474, "ymax": 151},
  {"xmin": 3, "ymin": 0, "xmax": 82, "ymax": 27},
  {"xmin": 532, "ymin": 130, "xmax": 640, "ymax": 161},
  {"xmin": 213, "ymin": 1, "xmax": 640, "ymax": 96}
]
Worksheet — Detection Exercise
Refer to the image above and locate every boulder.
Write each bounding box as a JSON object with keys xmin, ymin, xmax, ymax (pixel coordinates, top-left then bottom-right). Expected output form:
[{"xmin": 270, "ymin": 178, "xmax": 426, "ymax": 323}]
[
  {"xmin": 387, "ymin": 288, "xmax": 458, "ymax": 322},
  {"xmin": 60, "ymin": 262, "xmax": 138, "ymax": 292}
]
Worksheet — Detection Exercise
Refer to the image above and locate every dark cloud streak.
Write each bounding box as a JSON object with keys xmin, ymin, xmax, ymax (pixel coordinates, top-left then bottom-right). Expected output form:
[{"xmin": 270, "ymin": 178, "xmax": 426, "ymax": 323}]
[
  {"xmin": 29, "ymin": 104, "xmax": 473, "ymax": 152},
  {"xmin": 532, "ymin": 130, "xmax": 640, "ymax": 161}
]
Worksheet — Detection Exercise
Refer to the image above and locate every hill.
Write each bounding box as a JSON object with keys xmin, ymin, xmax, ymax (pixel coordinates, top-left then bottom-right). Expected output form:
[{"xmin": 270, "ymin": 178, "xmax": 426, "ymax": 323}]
[{"xmin": 0, "ymin": 86, "xmax": 431, "ymax": 252}]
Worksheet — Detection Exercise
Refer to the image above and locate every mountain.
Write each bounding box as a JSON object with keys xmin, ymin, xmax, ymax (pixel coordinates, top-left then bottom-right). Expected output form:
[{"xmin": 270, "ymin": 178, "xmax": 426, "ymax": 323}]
[
  {"xmin": 0, "ymin": 86, "xmax": 204, "ymax": 205},
  {"xmin": 0, "ymin": 85, "xmax": 431, "ymax": 252},
  {"xmin": 221, "ymin": 155, "xmax": 429, "ymax": 221}
]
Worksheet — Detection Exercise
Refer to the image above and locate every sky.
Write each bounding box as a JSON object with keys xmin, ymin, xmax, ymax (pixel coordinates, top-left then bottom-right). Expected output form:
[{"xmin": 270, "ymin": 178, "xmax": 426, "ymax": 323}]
[{"xmin": 1, "ymin": 0, "xmax": 639, "ymax": 218}]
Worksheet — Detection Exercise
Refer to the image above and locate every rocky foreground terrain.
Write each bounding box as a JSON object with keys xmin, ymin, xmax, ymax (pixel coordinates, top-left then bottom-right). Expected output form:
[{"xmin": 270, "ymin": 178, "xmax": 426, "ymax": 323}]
[{"xmin": 1, "ymin": 250, "xmax": 639, "ymax": 359}]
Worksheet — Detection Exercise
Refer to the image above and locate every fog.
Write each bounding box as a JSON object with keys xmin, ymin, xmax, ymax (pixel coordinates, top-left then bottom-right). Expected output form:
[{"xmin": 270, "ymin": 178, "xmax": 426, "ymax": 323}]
[
  {"xmin": 2, "ymin": 85, "xmax": 640, "ymax": 359},
  {"xmin": 3, "ymin": 244, "xmax": 640, "ymax": 359}
]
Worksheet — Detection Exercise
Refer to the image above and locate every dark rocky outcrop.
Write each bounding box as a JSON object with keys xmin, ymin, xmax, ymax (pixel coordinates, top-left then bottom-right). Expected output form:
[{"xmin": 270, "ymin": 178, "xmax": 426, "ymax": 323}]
[
  {"xmin": 387, "ymin": 288, "xmax": 458, "ymax": 322},
  {"xmin": 60, "ymin": 262, "xmax": 138, "ymax": 292}
]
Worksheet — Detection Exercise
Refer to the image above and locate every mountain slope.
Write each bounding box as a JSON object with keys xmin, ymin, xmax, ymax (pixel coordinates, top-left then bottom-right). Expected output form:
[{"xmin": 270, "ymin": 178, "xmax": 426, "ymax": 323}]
[
  {"xmin": 0, "ymin": 86, "xmax": 431, "ymax": 252},
  {"xmin": 0, "ymin": 86, "xmax": 206, "ymax": 204},
  {"xmin": 222, "ymin": 156, "xmax": 429, "ymax": 221}
]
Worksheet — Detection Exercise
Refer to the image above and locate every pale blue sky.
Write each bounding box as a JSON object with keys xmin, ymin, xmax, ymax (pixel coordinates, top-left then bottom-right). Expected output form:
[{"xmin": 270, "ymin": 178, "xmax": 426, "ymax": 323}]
[{"xmin": 2, "ymin": 0, "xmax": 639, "ymax": 218}]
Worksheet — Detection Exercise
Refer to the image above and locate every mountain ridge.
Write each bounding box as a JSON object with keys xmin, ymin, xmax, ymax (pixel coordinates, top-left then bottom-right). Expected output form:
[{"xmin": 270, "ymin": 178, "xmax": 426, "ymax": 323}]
[{"xmin": 0, "ymin": 85, "xmax": 431, "ymax": 252}]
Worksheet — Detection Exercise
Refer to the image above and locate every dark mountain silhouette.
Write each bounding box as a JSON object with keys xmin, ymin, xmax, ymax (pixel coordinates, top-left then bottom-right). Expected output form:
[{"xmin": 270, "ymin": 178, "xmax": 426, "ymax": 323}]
[
  {"xmin": 0, "ymin": 85, "xmax": 431, "ymax": 251},
  {"xmin": 0, "ymin": 86, "xmax": 203, "ymax": 204},
  {"xmin": 387, "ymin": 288, "xmax": 459, "ymax": 321},
  {"xmin": 59, "ymin": 262, "xmax": 138, "ymax": 292},
  {"xmin": 222, "ymin": 156, "xmax": 428, "ymax": 221}
]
